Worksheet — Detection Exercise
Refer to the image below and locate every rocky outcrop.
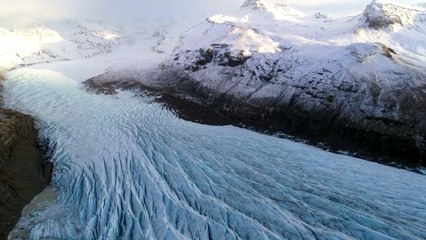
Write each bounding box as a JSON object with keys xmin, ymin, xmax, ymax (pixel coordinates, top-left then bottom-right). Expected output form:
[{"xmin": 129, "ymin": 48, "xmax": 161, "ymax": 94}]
[
  {"xmin": 181, "ymin": 44, "xmax": 251, "ymax": 72},
  {"xmin": 0, "ymin": 108, "xmax": 50, "ymax": 239},
  {"xmin": 361, "ymin": 0, "xmax": 425, "ymax": 29}
]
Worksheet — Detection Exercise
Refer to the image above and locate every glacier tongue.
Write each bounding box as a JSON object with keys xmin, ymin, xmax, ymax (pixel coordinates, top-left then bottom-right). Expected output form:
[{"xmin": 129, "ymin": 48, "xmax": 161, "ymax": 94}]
[{"xmin": 4, "ymin": 67, "xmax": 426, "ymax": 239}]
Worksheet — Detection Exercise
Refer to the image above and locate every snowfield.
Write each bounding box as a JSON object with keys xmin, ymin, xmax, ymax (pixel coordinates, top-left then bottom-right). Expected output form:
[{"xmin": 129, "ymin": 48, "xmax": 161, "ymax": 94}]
[
  {"xmin": 4, "ymin": 65, "xmax": 426, "ymax": 239},
  {"xmin": 0, "ymin": 19, "xmax": 188, "ymax": 71}
]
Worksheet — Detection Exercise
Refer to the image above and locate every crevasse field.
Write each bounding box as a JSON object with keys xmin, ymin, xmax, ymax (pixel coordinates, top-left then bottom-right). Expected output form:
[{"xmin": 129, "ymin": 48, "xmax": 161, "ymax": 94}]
[{"xmin": 4, "ymin": 65, "xmax": 426, "ymax": 239}]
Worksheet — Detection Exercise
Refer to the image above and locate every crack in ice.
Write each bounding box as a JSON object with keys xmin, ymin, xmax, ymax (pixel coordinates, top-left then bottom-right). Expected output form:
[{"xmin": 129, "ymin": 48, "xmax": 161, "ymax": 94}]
[{"xmin": 4, "ymin": 68, "xmax": 426, "ymax": 240}]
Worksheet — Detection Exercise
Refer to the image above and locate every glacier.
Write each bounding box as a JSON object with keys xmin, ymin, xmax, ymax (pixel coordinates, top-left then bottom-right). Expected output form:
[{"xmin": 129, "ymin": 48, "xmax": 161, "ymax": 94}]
[{"xmin": 3, "ymin": 65, "xmax": 426, "ymax": 239}]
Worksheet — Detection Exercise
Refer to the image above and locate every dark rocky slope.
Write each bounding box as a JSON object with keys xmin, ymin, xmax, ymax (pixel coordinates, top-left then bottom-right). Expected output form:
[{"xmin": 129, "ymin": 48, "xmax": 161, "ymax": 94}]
[{"xmin": 0, "ymin": 76, "xmax": 50, "ymax": 239}]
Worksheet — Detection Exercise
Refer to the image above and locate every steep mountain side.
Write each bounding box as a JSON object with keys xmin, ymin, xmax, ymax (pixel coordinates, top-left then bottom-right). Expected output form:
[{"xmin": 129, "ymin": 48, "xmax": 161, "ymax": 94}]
[
  {"xmin": 0, "ymin": 108, "xmax": 48, "ymax": 239},
  {"xmin": 361, "ymin": 0, "xmax": 426, "ymax": 29},
  {"xmin": 89, "ymin": 1, "xmax": 426, "ymax": 166}
]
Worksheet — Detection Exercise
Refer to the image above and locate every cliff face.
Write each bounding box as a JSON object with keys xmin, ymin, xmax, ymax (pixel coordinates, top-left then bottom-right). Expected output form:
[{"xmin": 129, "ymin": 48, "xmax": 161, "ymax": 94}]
[{"xmin": 0, "ymin": 107, "xmax": 48, "ymax": 239}]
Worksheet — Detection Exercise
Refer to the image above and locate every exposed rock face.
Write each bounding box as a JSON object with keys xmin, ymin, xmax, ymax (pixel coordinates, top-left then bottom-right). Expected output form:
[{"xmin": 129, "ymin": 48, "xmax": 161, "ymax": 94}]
[
  {"xmin": 0, "ymin": 108, "xmax": 49, "ymax": 239},
  {"xmin": 361, "ymin": 0, "xmax": 425, "ymax": 29},
  {"xmin": 181, "ymin": 44, "xmax": 251, "ymax": 72}
]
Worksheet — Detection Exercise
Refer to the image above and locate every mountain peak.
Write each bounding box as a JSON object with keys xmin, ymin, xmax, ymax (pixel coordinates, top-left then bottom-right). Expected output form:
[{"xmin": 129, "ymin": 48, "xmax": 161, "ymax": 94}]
[
  {"xmin": 362, "ymin": 0, "xmax": 422, "ymax": 29},
  {"xmin": 242, "ymin": 0, "xmax": 287, "ymax": 10},
  {"xmin": 241, "ymin": 0, "xmax": 301, "ymax": 19}
]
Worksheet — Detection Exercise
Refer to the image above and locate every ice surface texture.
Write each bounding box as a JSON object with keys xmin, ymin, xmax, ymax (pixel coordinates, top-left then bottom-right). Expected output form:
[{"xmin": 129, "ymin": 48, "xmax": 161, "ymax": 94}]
[{"xmin": 4, "ymin": 68, "xmax": 426, "ymax": 239}]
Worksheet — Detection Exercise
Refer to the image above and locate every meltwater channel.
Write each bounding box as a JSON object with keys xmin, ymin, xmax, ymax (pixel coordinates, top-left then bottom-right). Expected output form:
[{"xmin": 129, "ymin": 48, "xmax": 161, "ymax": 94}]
[{"xmin": 3, "ymin": 67, "xmax": 426, "ymax": 240}]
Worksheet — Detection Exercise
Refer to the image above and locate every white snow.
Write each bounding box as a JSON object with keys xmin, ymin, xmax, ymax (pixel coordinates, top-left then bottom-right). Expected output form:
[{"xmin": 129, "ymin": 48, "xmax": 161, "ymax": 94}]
[
  {"xmin": 0, "ymin": 19, "xmax": 193, "ymax": 72},
  {"xmin": 2, "ymin": 1, "xmax": 425, "ymax": 71},
  {"xmin": 176, "ymin": 0, "xmax": 426, "ymax": 66},
  {"xmin": 4, "ymin": 64, "xmax": 426, "ymax": 239}
]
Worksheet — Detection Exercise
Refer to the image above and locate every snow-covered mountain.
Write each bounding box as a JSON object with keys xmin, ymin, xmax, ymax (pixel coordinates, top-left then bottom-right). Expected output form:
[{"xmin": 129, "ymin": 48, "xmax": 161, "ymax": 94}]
[
  {"xmin": 362, "ymin": 0, "xmax": 426, "ymax": 29},
  {"xmin": 0, "ymin": 19, "xmax": 183, "ymax": 71},
  {"xmin": 90, "ymin": 0, "xmax": 426, "ymax": 165}
]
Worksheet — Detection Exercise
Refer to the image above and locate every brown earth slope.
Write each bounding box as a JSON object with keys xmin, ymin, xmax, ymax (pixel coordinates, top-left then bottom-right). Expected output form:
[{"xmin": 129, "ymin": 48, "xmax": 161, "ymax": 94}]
[{"xmin": 0, "ymin": 83, "xmax": 49, "ymax": 239}]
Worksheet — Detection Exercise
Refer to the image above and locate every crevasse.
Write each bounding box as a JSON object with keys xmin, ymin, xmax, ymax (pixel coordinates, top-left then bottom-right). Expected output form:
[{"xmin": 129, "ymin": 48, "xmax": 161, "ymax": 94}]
[{"xmin": 4, "ymin": 68, "xmax": 426, "ymax": 240}]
